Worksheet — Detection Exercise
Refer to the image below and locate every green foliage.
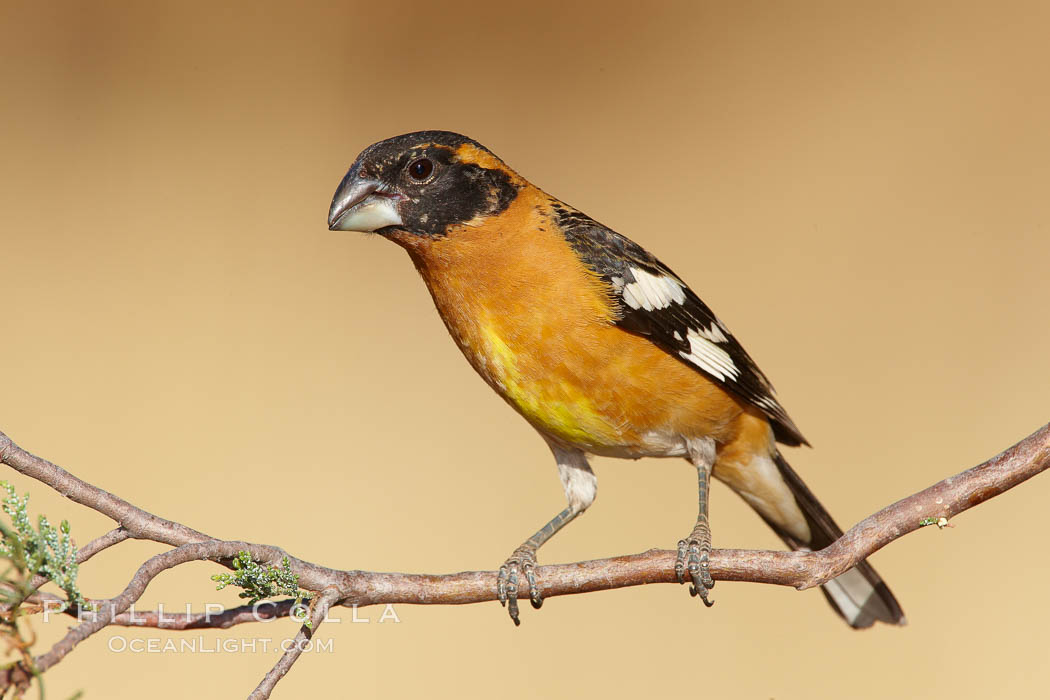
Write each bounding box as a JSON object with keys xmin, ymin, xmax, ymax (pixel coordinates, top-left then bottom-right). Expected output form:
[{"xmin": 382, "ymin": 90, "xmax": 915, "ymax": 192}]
[
  {"xmin": 211, "ymin": 551, "xmax": 312, "ymax": 622},
  {"xmin": 0, "ymin": 481, "xmax": 90, "ymax": 699},
  {"xmin": 0, "ymin": 480, "xmax": 86, "ymax": 612}
]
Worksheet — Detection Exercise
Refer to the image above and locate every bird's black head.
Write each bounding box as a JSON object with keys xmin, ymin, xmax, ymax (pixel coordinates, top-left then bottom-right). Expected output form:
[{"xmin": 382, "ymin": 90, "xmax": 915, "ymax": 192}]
[{"xmin": 327, "ymin": 131, "xmax": 521, "ymax": 238}]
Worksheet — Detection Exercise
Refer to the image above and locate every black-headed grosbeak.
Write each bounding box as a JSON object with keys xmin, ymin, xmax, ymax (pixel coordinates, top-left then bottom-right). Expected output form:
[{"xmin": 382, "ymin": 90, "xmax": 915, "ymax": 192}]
[{"xmin": 328, "ymin": 131, "xmax": 905, "ymax": 628}]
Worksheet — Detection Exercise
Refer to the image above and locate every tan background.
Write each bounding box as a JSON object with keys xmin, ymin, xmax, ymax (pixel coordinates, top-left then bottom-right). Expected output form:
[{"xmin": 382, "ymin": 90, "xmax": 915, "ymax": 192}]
[{"xmin": 3, "ymin": 1, "xmax": 1049, "ymax": 697}]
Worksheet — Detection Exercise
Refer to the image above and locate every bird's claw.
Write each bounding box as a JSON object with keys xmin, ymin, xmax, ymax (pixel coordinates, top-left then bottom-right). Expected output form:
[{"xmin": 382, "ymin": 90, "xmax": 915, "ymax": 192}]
[
  {"xmin": 675, "ymin": 537, "xmax": 715, "ymax": 607},
  {"xmin": 496, "ymin": 546, "xmax": 540, "ymax": 626}
]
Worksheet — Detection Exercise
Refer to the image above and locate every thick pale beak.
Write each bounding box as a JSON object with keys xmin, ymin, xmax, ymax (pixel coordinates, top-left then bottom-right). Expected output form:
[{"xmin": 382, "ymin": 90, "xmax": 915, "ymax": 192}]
[{"xmin": 327, "ymin": 170, "xmax": 404, "ymax": 232}]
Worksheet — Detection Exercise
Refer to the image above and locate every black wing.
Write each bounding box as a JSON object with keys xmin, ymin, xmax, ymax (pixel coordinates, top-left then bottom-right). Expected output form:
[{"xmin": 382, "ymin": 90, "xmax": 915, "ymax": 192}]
[{"xmin": 551, "ymin": 202, "xmax": 808, "ymax": 447}]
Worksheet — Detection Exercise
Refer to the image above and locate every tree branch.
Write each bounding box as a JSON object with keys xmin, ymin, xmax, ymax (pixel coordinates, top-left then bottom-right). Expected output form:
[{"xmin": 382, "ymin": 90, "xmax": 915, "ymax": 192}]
[
  {"xmin": 34, "ymin": 540, "xmax": 257, "ymax": 673},
  {"xmin": 0, "ymin": 422, "xmax": 1047, "ymax": 697},
  {"xmin": 249, "ymin": 588, "xmax": 341, "ymax": 700},
  {"xmin": 108, "ymin": 599, "xmax": 297, "ymax": 630},
  {"xmin": 28, "ymin": 526, "xmax": 131, "ymax": 592}
]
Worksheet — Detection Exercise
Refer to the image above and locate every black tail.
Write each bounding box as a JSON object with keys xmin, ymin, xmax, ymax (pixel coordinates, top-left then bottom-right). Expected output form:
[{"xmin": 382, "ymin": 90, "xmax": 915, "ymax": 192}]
[{"xmin": 767, "ymin": 451, "xmax": 905, "ymax": 628}]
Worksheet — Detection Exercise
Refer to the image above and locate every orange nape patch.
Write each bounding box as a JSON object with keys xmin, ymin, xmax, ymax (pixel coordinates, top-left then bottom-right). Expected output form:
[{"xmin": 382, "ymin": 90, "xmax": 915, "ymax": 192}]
[{"xmin": 453, "ymin": 143, "xmax": 525, "ymax": 184}]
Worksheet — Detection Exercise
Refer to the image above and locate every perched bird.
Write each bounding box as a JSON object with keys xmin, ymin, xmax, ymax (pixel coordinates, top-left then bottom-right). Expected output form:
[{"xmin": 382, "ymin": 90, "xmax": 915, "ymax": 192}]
[{"xmin": 328, "ymin": 131, "xmax": 905, "ymax": 628}]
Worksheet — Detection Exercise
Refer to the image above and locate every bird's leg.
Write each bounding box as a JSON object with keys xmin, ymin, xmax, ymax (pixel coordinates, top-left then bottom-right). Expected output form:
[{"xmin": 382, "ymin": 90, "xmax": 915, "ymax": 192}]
[
  {"xmin": 498, "ymin": 444, "xmax": 594, "ymax": 626},
  {"xmin": 676, "ymin": 438, "xmax": 717, "ymax": 606},
  {"xmin": 497, "ymin": 506, "xmax": 580, "ymax": 626}
]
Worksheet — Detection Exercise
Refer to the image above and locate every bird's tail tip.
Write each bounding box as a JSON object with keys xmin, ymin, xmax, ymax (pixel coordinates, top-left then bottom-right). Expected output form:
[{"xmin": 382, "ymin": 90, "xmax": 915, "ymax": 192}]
[
  {"xmin": 820, "ymin": 565, "xmax": 906, "ymax": 628},
  {"xmin": 772, "ymin": 450, "xmax": 906, "ymax": 628}
]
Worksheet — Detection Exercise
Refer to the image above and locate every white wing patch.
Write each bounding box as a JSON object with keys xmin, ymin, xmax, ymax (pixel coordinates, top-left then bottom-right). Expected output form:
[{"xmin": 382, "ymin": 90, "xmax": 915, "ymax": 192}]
[
  {"xmin": 694, "ymin": 322, "xmax": 728, "ymax": 343},
  {"xmin": 680, "ymin": 328, "xmax": 739, "ymax": 381},
  {"xmin": 753, "ymin": 395, "xmax": 781, "ymax": 412},
  {"xmin": 621, "ymin": 268, "xmax": 686, "ymax": 311}
]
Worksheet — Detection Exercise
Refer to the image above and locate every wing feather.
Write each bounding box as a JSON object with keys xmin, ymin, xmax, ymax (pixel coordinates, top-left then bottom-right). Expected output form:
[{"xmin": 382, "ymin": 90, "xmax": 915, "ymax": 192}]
[{"xmin": 551, "ymin": 201, "xmax": 808, "ymax": 447}]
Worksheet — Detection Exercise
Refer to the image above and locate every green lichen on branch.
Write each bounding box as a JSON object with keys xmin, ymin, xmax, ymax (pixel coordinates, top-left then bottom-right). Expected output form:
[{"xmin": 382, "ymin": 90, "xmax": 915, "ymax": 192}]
[
  {"xmin": 212, "ymin": 551, "xmax": 312, "ymax": 622},
  {"xmin": 0, "ymin": 480, "xmax": 86, "ymax": 612}
]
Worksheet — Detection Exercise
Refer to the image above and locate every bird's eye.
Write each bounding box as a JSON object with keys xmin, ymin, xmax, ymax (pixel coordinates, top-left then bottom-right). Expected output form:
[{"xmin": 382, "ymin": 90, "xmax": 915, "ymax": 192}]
[{"xmin": 408, "ymin": 158, "xmax": 434, "ymax": 181}]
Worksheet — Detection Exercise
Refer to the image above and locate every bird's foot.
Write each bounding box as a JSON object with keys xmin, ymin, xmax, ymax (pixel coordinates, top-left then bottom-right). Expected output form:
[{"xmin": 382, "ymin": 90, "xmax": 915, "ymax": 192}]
[
  {"xmin": 675, "ymin": 526, "xmax": 715, "ymax": 607},
  {"xmin": 497, "ymin": 545, "xmax": 541, "ymax": 626}
]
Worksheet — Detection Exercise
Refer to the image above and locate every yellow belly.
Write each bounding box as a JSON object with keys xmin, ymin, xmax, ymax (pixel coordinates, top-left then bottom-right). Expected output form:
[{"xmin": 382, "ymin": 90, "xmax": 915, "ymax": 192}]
[{"xmin": 478, "ymin": 318, "xmax": 625, "ymax": 448}]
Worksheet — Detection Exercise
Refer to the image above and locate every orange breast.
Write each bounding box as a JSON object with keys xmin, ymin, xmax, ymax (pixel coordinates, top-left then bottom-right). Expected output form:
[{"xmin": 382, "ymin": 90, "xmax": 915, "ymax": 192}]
[{"xmin": 388, "ymin": 187, "xmax": 748, "ymax": 456}]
